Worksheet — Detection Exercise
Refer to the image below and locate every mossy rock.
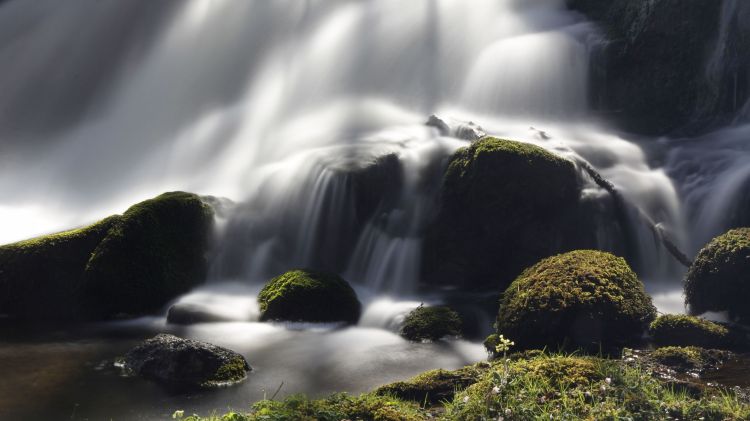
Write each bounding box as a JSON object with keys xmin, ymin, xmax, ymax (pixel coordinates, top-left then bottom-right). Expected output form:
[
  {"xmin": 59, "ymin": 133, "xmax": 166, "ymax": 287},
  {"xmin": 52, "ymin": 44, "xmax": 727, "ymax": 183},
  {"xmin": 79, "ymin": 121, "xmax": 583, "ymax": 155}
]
[
  {"xmin": 423, "ymin": 137, "xmax": 597, "ymax": 291},
  {"xmin": 650, "ymin": 346, "xmax": 706, "ymax": 371},
  {"xmin": 375, "ymin": 365, "xmax": 485, "ymax": 404},
  {"xmin": 123, "ymin": 334, "xmax": 250, "ymax": 390},
  {"xmin": 650, "ymin": 314, "xmax": 730, "ymax": 349},
  {"xmin": 399, "ymin": 305, "xmax": 462, "ymax": 342},
  {"xmin": 0, "ymin": 192, "xmax": 214, "ymax": 320},
  {"xmin": 496, "ymin": 250, "xmax": 657, "ymax": 351},
  {"xmin": 685, "ymin": 228, "xmax": 750, "ymax": 323},
  {"xmin": 258, "ymin": 270, "xmax": 361, "ymax": 324}
]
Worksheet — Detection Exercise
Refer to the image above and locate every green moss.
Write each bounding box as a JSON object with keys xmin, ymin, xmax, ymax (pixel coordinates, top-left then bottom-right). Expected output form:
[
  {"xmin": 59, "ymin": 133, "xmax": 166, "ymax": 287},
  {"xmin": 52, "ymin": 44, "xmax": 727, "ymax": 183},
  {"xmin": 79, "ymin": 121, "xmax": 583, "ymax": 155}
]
[
  {"xmin": 650, "ymin": 314, "xmax": 730, "ymax": 349},
  {"xmin": 685, "ymin": 228, "xmax": 750, "ymax": 323},
  {"xmin": 258, "ymin": 269, "xmax": 361, "ymax": 324},
  {"xmin": 497, "ymin": 250, "xmax": 657, "ymax": 351},
  {"xmin": 175, "ymin": 351, "xmax": 750, "ymax": 421},
  {"xmin": 0, "ymin": 192, "xmax": 214, "ymax": 320},
  {"xmin": 400, "ymin": 305, "xmax": 462, "ymax": 342},
  {"xmin": 651, "ymin": 346, "xmax": 705, "ymax": 370},
  {"xmin": 375, "ymin": 365, "xmax": 485, "ymax": 404},
  {"xmin": 213, "ymin": 356, "xmax": 250, "ymax": 384},
  {"xmin": 445, "ymin": 351, "xmax": 750, "ymax": 421},
  {"xmin": 423, "ymin": 136, "xmax": 596, "ymax": 291},
  {"xmin": 0, "ymin": 216, "xmax": 120, "ymax": 319}
]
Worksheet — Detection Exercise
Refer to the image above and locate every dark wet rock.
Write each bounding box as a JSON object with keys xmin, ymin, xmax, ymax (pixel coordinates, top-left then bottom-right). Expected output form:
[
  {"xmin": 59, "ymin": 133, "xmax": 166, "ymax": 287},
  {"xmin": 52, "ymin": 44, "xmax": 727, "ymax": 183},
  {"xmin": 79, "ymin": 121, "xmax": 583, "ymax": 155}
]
[
  {"xmin": 258, "ymin": 269, "xmax": 361, "ymax": 324},
  {"xmin": 123, "ymin": 334, "xmax": 250, "ymax": 389},
  {"xmin": 567, "ymin": 0, "xmax": 730, "ymax": 135},
  {"xmin": 426, "ymin": 114, "xmax": 485, "ymax": 141},
  {"xmin": 166, "ymin": 303, "xmax": 234, "ymax": 325},
  {"xmin": 0, "ymin": 192, "xmax": 214, "ymax": 321}
]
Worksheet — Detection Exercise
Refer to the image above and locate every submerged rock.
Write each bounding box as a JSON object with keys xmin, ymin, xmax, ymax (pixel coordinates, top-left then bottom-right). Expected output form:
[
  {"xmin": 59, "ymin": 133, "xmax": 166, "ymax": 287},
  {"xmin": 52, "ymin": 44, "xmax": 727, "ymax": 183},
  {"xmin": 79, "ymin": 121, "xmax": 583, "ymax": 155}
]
[
  {"xmin": 0, "ymin": 192, "xmax": 214, "ymax": 320},
  {"xmin": 123, "ymin": 334, "xmax": 250, "ymax": 389},
  {"xmin": 496, "ymin": 250, "xmax": 657, "ymax": 351},
  {"xmin": 685, "ymin": 228, "xmax": 750, "ymax": 323},
  {"xmin": 166, "ymin": 303, "xmax": 235, "ymax": 325},
  {"xmin": 422, "ymin": 137, "xmax": 595, "ymax": 291},
  {"xmin": 257, "ymin": 269, "xmax": 361, "ymax": 324},
  {"xmin": 399, "ymin": 305, "xmax": 462, "ymax": 342}
]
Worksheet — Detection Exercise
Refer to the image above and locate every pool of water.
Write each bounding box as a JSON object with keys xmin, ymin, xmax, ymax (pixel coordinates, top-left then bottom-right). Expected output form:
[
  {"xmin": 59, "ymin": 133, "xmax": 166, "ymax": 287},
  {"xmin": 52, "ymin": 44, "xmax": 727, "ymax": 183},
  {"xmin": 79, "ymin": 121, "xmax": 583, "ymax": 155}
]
[{"xmin": 0, "ymin": 313, "xmax": 485, "ymax": 420}]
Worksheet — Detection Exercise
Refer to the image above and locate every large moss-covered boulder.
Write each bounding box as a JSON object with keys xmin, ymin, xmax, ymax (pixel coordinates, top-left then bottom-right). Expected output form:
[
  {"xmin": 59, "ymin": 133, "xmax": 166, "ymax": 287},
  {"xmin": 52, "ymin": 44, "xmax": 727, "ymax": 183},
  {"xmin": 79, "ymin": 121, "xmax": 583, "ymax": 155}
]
[
  {"xmin": 400, "ymin": 305, "xmax": 462, "ymax": 342},
  {"xmin": 258, "ymin": 270, "xmax": 361, "ymax": 324},
  {"xmin": 650, "ymin": 314, "xmax": 730, "ymax": 349},
  {"xmin": 122, "ymin": 334, "xmax": 250, "ymax": 390},
  {"xmin": 423, "ymin": 137, "xmax": 593, "ymax": 291},
  {"xmin": 685, "ymin": 228, "xmax": 750, "ymax": 323},
  {"xmin": 0, "ymin": 192, "xmax": 214, "ymax": 320},
  {"xmin": 497, "ymin": 250, "xmax": 657, "ymax": 351}
]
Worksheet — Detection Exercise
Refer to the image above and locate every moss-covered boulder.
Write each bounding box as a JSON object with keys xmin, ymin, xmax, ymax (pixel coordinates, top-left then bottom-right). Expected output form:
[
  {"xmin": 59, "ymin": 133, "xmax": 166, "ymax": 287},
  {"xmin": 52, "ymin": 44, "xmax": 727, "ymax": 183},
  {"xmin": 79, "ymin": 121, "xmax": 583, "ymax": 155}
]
[
  {"xmin": 423, "ymin": 137, "xmax": 596, "ymax": 291},
  {"xmin": 399, "ymin": 305, "xmax": 462, "ymax": 342},
  {"xmin": 258, "ymin": 270, "xmax": 361, "ymax": 324},
  {"xmin": 0, "ymin": 192, "xmax": 214, "ymax": 320},
  {"xmin": 650, "ymin": 314, "xmax": 730, "ymax": 349},
  {"xmin": 685, "ymin": 228, "xmax": 750, "ymax": 323},
  {"xmin": 375, "ymin": 364, "xmax": 485, "ymax": 404},
  {"xmin": 123, "ymin": 334, "xmax": 250, "ymax": 390},
  {"xmin": 496, "ymin": 250, "xmax": 657, "ymax": 351}
]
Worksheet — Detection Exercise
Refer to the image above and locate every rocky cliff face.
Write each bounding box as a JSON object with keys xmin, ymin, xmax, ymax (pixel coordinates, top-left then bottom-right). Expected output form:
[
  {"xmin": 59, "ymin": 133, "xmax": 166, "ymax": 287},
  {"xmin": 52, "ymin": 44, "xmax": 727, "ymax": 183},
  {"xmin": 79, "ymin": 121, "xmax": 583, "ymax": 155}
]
[{"xmin": 569, "ymin": 0, "xmax": 750, "ymax": 136}]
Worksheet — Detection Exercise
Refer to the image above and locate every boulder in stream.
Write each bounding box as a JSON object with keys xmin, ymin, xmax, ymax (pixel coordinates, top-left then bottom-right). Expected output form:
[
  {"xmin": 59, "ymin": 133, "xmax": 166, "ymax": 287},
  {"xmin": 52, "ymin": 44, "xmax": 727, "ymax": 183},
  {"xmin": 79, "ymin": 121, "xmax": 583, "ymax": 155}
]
[{"xmin": 123, "ymin": 334, "xmax": 250, "ymax": 389}]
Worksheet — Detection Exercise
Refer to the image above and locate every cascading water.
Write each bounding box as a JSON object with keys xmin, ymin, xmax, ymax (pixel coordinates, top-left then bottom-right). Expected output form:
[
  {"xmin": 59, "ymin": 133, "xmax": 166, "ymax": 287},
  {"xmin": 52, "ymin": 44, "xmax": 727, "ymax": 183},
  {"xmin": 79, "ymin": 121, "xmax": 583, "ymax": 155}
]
[{"xmin": 0, "ymin": 1, "xmax": 747, "ymax": 418}]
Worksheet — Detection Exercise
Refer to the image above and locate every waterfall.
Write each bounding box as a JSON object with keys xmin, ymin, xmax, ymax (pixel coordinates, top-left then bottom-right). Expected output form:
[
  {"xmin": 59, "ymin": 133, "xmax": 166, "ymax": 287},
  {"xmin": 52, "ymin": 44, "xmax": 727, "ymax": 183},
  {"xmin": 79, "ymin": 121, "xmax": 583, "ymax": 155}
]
[{"xmin": 0, "ymin": 0, "xmax": 742, "ymax": 296}]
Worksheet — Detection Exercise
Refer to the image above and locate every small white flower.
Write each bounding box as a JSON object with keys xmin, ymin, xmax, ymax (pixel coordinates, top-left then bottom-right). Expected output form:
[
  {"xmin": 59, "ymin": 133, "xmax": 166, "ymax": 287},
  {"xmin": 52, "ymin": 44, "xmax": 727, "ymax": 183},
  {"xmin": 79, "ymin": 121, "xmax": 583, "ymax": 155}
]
[
  {"xmin": 463, "ymin": 395, "xmax": 470, "ymax": 403},
  {"xmin": 600, "ymin": 384, "xmax": 607, "ymax": 392},
  {"xmin": 605, "ymin": 377, "xmax": 612, "ymax": 385},
  {"xmin": 505, "ymin": 408, "xmax": 512, "ymax": 416},
  {"xmin": 492, "ymin": 386, "xmax": 501, "ymax": 394}
]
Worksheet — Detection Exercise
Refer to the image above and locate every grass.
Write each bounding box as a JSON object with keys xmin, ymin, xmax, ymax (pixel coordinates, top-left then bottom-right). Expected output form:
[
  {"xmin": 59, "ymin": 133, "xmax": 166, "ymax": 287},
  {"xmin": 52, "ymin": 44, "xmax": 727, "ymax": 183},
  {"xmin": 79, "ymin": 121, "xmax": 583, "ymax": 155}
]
[{"xmin": 171, "ymin": 350, "xmax": 750, "ymax": 421}]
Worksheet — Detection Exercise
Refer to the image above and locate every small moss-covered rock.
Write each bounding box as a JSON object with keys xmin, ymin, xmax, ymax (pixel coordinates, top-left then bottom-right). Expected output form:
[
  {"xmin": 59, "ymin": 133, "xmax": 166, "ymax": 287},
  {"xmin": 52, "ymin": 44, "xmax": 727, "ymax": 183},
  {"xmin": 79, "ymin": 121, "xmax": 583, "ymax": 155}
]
[
  {"xmin": 0, "ymin": 192, "xmax": 214, "ymax": 320},
  {"xmin": 497, "ymin": 250, "xmax": 656, "ymax": 351},
  {"xmin": 375, "ymin": 364, "xmax": 485, "ymax": 404},
  {"xmin": 399, "ymin": 305, "xmax": 462, "ymax": 342},
  {"xmin": 423, "ymin": 137, "xmax": 596, "ymax": 291},
  {"xmin": 123, "ymin": 334, "xmax": 250, "ymax": 389},
  {"xmin": 258, "ymin": 270, "xmax": 361, "ymax": 324},
  {"xmin": 650, "ymin": 314, "xmax": 730, "ymax": 349},
  {"xmin": 651, "ymin": 346, "xmax": 706, "ymax": 371},
  {"xmin": 685, "ymin": 228, "xmax": 750, "ymax": 323}
]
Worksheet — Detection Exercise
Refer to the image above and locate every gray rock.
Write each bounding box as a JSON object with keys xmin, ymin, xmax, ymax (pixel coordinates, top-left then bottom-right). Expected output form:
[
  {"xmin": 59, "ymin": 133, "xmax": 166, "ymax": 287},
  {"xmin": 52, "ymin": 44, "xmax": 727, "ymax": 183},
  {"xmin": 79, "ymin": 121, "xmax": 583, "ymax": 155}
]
[{"xmin": 123, "ymin": 334, "xmax": 250, "ymax": 389}]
